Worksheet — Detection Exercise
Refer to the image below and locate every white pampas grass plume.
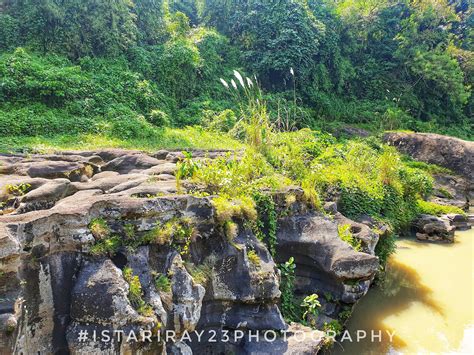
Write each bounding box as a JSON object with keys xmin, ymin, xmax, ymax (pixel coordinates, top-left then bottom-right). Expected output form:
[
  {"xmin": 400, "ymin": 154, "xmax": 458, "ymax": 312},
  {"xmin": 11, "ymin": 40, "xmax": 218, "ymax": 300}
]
[
  {"xmin": 233, "ymin": 70, "xmax": 245, "ymax": 88},
  {"xmin": 290, "ymin": 67, "xmax": 294, "ymax": 76},
  {"xmin": 220, "ymin": 78, "xmax": 229, "ymax": 89},
  {"xmin": 231, "ymin": 79, "xmax": 238, "ymax": 90},
  {"xmin": 246, "ymin": 77, "xmax": 254, "ymax": 87}
]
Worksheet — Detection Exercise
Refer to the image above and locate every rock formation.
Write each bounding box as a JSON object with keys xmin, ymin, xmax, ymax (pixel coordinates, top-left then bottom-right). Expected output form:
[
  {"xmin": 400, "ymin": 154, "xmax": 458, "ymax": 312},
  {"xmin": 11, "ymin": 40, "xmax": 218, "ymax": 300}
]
[
  {"xmin": 383, "ymin": 132, "xmax": 474, "ymax": 181},
  {"xmin": 0, "ymin": 149, "xmax": 382, "ymax": 354}
]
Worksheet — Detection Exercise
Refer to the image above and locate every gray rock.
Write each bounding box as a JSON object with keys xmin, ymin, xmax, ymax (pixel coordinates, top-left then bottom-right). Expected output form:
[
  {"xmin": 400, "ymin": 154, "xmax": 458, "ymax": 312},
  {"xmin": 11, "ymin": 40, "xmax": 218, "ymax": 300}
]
[
  {"xmin": 169, "ymin": 254, "xmax": 205, "ymax": 336},
  {"xmin": 276, "ymin": 214, "xmax": 379, "ymax": 302},
  {"xmin": 27, "ymin": 161, "xmax": 89, "ymax": 181},
  {"xmin": 102, "ymin": 153, "xmax": 162, "ymax": 174},
  {"xmin": 153, "ymin": 149, "xmax": 170, "ymax": 160},
  {"xmin": 243, "ymin": 323, "xmax": 325, "ymax": 355},
  {"xmin": 383, "ymin": 132, "xmax": 474, "ymax": 181},
  {"xmin": 413, "ymin": 214, "xmax": 455, "ymax": 243},
  {"xmin": 18, "ymin": 178, "xmax": 77, "ymax": 213},
  {"xmin": 334, "ymin": 213, "xmax": 379, "ymax": 254}
]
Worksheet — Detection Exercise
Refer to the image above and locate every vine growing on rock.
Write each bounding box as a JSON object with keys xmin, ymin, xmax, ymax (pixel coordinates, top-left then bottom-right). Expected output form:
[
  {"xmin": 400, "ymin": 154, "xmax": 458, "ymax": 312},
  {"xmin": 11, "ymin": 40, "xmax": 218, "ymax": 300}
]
[
  {"xmin": 253, "ymin": 192, "xmax": 278, "ymax": 257},
  {"xmin": 278, "ymin": 257, "xmax": 298, "ymax": 322}
]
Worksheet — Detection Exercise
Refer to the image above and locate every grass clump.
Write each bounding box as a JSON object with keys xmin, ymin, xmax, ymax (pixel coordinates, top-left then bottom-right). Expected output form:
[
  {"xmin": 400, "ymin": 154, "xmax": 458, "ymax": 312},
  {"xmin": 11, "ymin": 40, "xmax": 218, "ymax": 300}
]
[
  {"xmin": 123, "ymin": 267, "xmax": 154, "ymax": 317},
  {"xmin": 417, "ymin": 200, "xmax": 465, "ymax": 216},
  {"xmin": 89, "ymin": 218, "xmax": 110, "ymax": 240},
  {"xmin": 337, "ymin": 224, "xmax": 362, "ymax": 252},
  {"xmin": 213, "ymin": 195, "xmax": 258, "ymax": 225},
  {"xmin": 403, "ymin": 158, "xmax": 452, "ymax": 175},
  {"xmin": 6, "ymin": 183, "xmax": 31, "ymax": 196},
  {"xmin": 436, "ymin": 188, "xmax": 453, "ymax": 199},
  {"xmin": 145, "ymin": 217, "xmax": 196, "ymax": 255},
  {"xmin": 153, "ymin": 273, "xmax": 171, "ymax": 293},
  {"xmin": 185, "ymin": 256, "xmax": 217, "ymax": 285},
  {"xmin": 90, "ymin": 235, "xmax": 121, "ymax": 256},
  {"xmin": 247, "ymin": 249, "xmax": 261, "ymax": 268}
]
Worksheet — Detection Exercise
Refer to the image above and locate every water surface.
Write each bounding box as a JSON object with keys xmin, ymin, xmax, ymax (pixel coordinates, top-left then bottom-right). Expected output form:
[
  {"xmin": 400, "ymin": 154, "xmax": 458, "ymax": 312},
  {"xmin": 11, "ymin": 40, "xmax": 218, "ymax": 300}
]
[{"xmin": 331, "ymin": 227, "xmax": 474, "ymax": 354}]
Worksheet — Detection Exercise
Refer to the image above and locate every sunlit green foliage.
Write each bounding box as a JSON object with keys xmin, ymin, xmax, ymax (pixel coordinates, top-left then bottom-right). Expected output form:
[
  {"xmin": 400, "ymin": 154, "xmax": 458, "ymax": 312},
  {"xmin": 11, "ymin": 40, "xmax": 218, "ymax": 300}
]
[
  {"xmin": 123, "ymin": 267, "xmax": 155, "ymax": 316},
  {"xmin": 0, "ymin": 0, "xmax": 471, "ymax": 140},
  {"xmin": 417, "ymin": 200, "xmax": 465, "ymax": 216},
  {"xmin": 338, "ymin": 224, "xmax": 362, "ymax": 251},
  {"xmin": 278, "ymin": 257, "xmax": 298, "ymax": 322}
]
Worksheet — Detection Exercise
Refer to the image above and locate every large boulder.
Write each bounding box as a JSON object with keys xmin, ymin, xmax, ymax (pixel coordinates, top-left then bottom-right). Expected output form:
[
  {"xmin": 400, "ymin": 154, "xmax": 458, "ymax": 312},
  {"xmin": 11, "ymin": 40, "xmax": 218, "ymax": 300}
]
[
  {"xmin": 413, "ymin": 214, "xmax": 455, "ymax": 243},
  {"xmin": 276, "ymin": 214, "xmax": 379, "ymax": 303},
  {"xmin": 430, "ymin": 173, "xmax": 471, "ymax": 209},
  {"xmin": 383, "ymin": 132, "xmax": 474, "ymax": 181},
  {"xmin": 169, "ymin": 254, "xmax": 205, "ymax": 336}
]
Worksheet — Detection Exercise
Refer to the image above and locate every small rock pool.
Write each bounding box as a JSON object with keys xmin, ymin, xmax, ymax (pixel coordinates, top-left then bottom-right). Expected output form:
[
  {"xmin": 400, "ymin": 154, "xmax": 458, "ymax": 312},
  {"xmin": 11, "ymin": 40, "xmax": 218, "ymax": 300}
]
[{"xmin": 330, "ymin": 224, "xmax": 473, "ymax": 354}]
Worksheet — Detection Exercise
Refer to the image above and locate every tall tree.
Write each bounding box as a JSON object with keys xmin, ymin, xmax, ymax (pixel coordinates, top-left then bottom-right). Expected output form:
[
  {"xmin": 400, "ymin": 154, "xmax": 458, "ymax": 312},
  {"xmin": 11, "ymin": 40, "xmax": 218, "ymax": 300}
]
[
  {"xmin": 3, "ymin": 0, "xmax": 138, "ymax": 58},
  {"xmin": 134, "ymin": 0, "xmax": 167, "ymax": 45}
]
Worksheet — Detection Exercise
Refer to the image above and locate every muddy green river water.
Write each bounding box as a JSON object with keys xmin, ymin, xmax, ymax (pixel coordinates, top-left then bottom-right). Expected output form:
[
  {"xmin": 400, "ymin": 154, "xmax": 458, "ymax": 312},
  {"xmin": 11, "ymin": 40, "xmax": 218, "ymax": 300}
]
[{"xmin": 332, "ymin": 226, "xmax": 474, "ymax": 354}]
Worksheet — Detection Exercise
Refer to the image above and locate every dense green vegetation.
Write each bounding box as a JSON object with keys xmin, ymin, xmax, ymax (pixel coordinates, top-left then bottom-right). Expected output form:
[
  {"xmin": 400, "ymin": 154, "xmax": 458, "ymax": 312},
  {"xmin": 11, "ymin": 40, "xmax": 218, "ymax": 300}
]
[
  {"xmin": 0, "ymin": 0, "xmax": 472, "ymax": 143},
  {"xmin": 1, "ymin": 0, "xmax": 469, "ymax": 278}
]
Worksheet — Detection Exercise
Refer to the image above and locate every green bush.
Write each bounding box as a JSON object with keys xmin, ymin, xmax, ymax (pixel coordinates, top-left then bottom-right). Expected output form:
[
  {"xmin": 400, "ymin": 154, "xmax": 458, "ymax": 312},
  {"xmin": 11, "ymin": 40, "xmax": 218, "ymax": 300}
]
[
  {"xmin": 202, "ymin": 109, "xmax": 236, "ymax": 132},
  {"xmin": 148, "ymin": 110, "xmax": 170, "ymax": 127}
]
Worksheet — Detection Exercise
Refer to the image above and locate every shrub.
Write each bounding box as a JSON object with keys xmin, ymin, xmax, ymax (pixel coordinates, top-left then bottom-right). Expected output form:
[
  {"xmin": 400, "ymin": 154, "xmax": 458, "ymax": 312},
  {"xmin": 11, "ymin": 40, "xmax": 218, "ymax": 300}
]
[
  {"xmin": 148, "ymin": 110, "xmax": 170, "ymax": 127},
  {"xmin": 202, "ymin": 109, "xmax": 236, "ymax": 132},
  {"xmin": 176, "ymin": 151, "xmax": 201, "ymax": 183},
  {"xmin": 374, "ymin": 231, "xmax": 397, "ymax": 268}
]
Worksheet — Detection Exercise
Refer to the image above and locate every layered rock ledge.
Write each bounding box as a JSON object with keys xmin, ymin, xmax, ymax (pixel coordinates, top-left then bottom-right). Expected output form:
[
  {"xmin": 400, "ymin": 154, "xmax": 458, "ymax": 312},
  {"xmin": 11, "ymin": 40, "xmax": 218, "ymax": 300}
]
[{"xmin": 0, "ymin": 149, "xmax": 381, "ymax": 354}]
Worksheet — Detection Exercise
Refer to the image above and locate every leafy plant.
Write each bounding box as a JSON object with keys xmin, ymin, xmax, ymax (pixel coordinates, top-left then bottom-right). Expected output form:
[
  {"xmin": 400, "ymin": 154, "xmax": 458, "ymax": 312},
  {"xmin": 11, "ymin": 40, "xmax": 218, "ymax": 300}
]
[
  {"xmin": 253, "ymin": 192, "xmax": 278, "ymax": 256},
  {"xmin": 6, "ymin": 183, "xmax": 31, "ymax": 196},
  {"xmin": 337, "ymin": 224, "xmax": 362, "ymax": 251},
  {"xmin": 301, "ymin": 293, "xmax": 322, "ymax": 325},
  {"xmin": 154, "ymin": 273, "xmax": 171, "ymax": 293},
  {"xmin": 279, "ymin": 257, "xmax": 298, "ymax": 322}
]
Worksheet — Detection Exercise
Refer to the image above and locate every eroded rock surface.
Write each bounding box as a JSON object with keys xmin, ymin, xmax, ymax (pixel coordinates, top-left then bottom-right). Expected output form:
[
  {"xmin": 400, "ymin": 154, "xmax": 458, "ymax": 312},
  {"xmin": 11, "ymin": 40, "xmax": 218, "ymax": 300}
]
[
  {"xmin": 413, "ymin": 214, "xmax": 456, "ymax": 243},
  {"xmin": 383, "ymin": 132, "xmax": 474, "ymax": 181},
  {"xmin": 0, "ymin": 149, "xmax": 382, "ymax": 354}
]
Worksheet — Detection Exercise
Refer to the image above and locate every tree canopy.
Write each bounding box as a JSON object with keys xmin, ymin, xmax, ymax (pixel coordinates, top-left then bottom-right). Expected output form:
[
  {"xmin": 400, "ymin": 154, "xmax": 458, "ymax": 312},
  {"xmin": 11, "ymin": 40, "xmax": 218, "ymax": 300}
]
[{"xmin": 0, "ymin": 0, "xmax": 472, "ymax": 138}]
